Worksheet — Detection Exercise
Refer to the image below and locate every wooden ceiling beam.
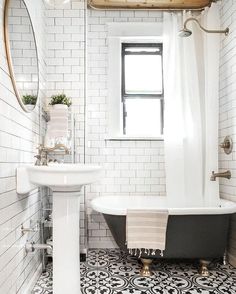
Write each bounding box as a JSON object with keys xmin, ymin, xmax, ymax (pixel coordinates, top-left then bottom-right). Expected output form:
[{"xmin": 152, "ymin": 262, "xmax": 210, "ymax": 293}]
[{"xmin": 88, "ymin": 0, "xmax": 214, "ymax": 10}]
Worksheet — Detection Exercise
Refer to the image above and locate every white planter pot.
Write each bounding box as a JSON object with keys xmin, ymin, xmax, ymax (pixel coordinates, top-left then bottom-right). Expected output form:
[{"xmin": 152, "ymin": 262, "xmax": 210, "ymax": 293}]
[
  {"xmin": 49, "ymin": 104, "xmax": 69, "ymax": 139},
  {"xmin": 51, "ymin": 104, "xmax": 68, "ymax": 110},
  {"xmin": 50, "ymin": 104, "xmax": 69, "ymax": 118},
  {"xmin": 25, "ymin": 104, "xmax": 35, "ymax": 111}
]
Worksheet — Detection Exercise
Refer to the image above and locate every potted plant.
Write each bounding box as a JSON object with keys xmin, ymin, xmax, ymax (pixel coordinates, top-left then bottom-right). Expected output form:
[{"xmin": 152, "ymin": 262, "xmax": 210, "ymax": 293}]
[
  {"xmin": 49, "ymin": 93, "xmax": 72, "ymax": 109},
  {"xmin": 22, "ymin": 94, "xmax": 37, "ymax": 111}
]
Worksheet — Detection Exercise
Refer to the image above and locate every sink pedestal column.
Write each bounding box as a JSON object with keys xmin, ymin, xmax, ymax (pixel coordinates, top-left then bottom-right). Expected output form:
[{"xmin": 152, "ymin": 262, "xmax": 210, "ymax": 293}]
[{"xmin": 53, "ymin": 191, "xmax": 80, "ymax": 294}]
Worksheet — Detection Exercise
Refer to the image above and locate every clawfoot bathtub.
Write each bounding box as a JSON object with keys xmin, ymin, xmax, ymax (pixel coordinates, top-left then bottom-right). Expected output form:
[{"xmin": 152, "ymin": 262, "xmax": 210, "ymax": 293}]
[{"xmin": 91, "ymin": 196, "xmax": 236, "ymax": 276}]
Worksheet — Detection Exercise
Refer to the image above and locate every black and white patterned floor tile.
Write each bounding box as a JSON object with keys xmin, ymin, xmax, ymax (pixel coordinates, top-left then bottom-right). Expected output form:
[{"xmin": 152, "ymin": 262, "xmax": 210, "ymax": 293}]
[
  {"xmin": 33, "ymin": 262, "xmax": 53, "ymax": 294},
  {"xmin": 32, "ymin": 249, "xmax": 236, "ymax": 294}
]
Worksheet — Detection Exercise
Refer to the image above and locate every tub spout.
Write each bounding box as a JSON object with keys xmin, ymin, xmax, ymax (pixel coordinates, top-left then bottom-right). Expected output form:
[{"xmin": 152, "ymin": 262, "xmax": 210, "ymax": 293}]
[{"xmin": 210, "ymin": 170, "xmax": 231, "ymax": 181}]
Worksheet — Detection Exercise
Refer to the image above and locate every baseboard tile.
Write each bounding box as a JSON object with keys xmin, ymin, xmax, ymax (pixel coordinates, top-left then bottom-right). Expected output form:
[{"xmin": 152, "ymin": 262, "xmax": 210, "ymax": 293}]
[{"xmin": 89, "ymin": 241, "xmax": 118, "ymax": 249}]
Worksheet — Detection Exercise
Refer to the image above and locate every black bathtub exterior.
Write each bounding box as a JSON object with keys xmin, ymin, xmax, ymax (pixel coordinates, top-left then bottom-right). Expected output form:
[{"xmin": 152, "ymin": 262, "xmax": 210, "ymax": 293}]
[{"xmin": 103, "ymin": 214, "xmax": 230, "ymax": 259}]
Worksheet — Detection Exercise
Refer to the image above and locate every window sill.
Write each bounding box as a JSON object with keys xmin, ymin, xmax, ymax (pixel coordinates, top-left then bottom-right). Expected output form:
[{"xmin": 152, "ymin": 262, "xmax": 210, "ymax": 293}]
[{"xmin": 105, "ymin": 136, "xmax": 164, "ymax": 141}]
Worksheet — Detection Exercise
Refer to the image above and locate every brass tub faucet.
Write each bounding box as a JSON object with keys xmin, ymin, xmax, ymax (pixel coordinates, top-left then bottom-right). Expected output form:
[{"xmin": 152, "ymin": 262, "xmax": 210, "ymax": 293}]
[{"xmin": 210, "ymin": 170, "xmax": 231, "ymax": 181}]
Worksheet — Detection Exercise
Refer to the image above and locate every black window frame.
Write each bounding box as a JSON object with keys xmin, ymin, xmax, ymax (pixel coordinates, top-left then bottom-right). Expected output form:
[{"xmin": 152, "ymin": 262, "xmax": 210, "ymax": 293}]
[{"xmin": 121, "ymin": 43, "xmax": 164, "ymax": 136}]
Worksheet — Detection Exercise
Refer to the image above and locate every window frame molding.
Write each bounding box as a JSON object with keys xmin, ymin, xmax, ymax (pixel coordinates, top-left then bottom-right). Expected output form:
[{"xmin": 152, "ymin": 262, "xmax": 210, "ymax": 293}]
[
  {"xmin": 107, "ymin": 22, "xmax": 163, "ymax": 140},
  {"xmin": 121, "ymin": 42, "xmax": 164, "ymax": 136}
]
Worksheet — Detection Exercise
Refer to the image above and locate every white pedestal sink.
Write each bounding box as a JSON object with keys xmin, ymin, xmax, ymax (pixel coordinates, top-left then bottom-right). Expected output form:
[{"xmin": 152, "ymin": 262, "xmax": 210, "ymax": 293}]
[{"xmin": 17, "ymin": 164, "xmax": 102, "ymax": 294}]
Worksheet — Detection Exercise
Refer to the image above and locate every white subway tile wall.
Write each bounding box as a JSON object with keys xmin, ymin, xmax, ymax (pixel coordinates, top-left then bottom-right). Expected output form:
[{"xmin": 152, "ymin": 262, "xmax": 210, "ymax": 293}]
[
  {"xmin": 219, "ymin": 0, "xmax": 236, "ymax": 266},
  {"xmin": 1, "ymin": 0, "xmax": 236, "ymax": 290},
  {"xmin": 0, "ymin": 0, "xmax": 46, "ymax": 292},
  {"xmin": 45, "ymin": 2, "xmax": 165, "ymax": 249},
  {"xmin": 45, "ymin": 0, "xmax": 87, "ymax": 248},
  {"xmin": 86, "ymin": 9, "xmax": 165, "ymax": 248}
]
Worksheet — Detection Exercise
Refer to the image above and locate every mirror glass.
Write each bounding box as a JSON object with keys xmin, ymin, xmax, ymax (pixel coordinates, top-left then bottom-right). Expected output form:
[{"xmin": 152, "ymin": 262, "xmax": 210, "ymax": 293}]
[{"xmin": 4, "ymin": 0, "xmax": 39, "ymax": 112}]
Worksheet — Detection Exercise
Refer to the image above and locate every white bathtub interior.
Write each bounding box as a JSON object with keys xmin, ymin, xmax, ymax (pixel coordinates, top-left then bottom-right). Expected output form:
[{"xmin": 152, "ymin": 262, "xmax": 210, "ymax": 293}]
[{"xmin": 91, "ymin": 196, "xmax": 236, "ymax": 215}]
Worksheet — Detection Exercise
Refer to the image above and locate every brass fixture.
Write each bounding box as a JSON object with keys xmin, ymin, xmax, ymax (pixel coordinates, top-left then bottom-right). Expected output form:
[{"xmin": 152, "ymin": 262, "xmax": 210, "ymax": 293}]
[
  {"xmin": 140, "ymin": 258, "xmax": 153, "ymax": 277},
  {"xmin": 210, "ymin": 170, "xmax": 231, "ymax": 181},
  {"xmin": 35, "ymin": 144, "xmax": 70, "ymax": 166},
  {"xmin": 199, "ymin": 260, "xmax": 210, "ymax": 277},
  {"xmin": 41, "ymin": 144, "xmax": 70, "ymax": 154},
  {"xmin": 220, "ymin": 136, "xmax": 233, "ymax": 155},
  {"xmin": 179, "ymin": 17, "xmax": 229, "ymax": 37}
]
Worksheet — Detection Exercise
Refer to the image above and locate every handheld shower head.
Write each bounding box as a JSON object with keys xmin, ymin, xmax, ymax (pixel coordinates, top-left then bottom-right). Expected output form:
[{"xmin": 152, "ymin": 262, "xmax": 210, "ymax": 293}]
[
  {"xmin": 179, "ymin": 17, "xmax": 229, "ymax": 38},
  {"xmin": 178, "ymin": 28, "xmax": 192, "ymax": 38}
]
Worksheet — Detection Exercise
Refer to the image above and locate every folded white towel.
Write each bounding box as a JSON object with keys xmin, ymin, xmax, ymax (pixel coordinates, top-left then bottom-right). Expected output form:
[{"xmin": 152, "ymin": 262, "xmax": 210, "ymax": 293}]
[
  {"xmin": 50, "ymin": 123, "xmax": 68, "ymax": 132},
  {"xmin": 49, "ymin": 107, "xmax": 69, "ymax": 140},
  {"xmin": 48, "ymin": 129, "xmax": 68, "ymax": 137},
  {"xmin": 50, "ymin": 117, "xmax": 68, "ymax": 123},
  {"xmin": 50, "ymin": 108, "xmax": 68, "ymax": 116},
  {"xmin": 126, "ymin": 209, "xmax": 169, "ymax": 257}
]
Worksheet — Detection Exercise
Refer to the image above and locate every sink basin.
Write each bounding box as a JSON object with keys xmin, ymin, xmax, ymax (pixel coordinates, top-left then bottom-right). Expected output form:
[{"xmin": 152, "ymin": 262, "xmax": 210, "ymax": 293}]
[
  {"xmin": 17, "ymin": 163, "xmax": 102, "ymax": 193},
  {"xmin": 17, "ymin": 163, "xmax": 103, "ymax": 293}
]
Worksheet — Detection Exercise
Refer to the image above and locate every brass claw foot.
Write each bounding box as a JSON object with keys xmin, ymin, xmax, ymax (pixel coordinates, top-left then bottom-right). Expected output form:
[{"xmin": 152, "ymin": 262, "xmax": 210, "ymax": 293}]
[
  {"xmin": 140, "ymin": 258, "xmax": 153, "ymax": 277},
  {"xmin": 199, "ymin": 260, "xmax": 210, "ymax": 277}
]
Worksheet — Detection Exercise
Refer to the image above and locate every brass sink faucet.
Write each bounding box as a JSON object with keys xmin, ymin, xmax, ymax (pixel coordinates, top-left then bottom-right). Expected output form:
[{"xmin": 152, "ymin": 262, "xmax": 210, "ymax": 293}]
[
  {"xmin": 35, "ymin": 144, "xmax": 70, "ymax": 166},
  {"xmin": 210, "ymin": 170, "xmax": 231, "ymax": 181}
]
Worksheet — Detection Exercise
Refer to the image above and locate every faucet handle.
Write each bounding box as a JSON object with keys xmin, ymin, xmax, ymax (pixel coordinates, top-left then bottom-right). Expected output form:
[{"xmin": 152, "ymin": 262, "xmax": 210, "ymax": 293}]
[
  {"xmin": 37, "ymin": 144, "xmax": 43, "ymax": 149},
  {"xmin": 36, "ymin": 144, "xmax": 45, "ymax": 153},
  {"xmin": 34, "ymin": 155, "xmax": 41, "ymax": 166},
  {"xmin": 219, "ymin": 136, "xmax": 233, "ymax": 154}
]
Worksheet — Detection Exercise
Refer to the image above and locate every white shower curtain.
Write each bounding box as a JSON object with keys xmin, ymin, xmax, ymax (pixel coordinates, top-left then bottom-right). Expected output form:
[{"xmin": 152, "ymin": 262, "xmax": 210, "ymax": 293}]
[{"xmin": 163, "ymin": 4, "xmax": 220, "ymax": 207}]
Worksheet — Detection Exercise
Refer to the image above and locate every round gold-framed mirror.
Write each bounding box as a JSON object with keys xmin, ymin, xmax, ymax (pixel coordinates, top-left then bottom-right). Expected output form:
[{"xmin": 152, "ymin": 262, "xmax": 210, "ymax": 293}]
[{"xmin": 4, "ymin": 0, "xmax": 39, "ymax": 113}]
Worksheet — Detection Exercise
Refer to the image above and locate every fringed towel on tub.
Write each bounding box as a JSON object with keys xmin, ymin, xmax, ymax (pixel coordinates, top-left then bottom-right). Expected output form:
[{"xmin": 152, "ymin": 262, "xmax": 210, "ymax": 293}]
[{"xmin": 126, "ymin": 209, "xmax": 169, "ymax": 257}]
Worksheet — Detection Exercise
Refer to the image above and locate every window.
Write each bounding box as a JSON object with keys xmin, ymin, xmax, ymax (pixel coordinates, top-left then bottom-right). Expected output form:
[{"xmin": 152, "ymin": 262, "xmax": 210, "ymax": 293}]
[{"xmin": 121, "ymin": 43, "xmax": 163, "ymax": 137}]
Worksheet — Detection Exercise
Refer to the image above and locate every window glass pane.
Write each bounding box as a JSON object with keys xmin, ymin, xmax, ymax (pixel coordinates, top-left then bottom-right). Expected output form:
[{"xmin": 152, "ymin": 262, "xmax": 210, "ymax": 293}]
[
  {"xmin": 125, "ymin": 55, "xmax": 162, "ymax": 95},
  {"xmin": 125, "ymin": 99, "xmax": 161, "ymax": 136}
]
